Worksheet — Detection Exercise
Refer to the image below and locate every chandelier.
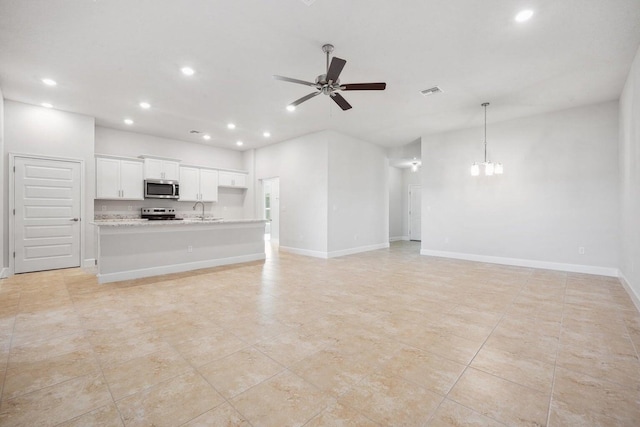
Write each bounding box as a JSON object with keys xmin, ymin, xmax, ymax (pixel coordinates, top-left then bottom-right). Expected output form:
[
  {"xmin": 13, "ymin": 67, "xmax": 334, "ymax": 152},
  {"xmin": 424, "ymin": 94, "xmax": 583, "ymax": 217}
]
[{"xmin": 471, "ymin": 102, "xmax": 503, "ymax": 176}]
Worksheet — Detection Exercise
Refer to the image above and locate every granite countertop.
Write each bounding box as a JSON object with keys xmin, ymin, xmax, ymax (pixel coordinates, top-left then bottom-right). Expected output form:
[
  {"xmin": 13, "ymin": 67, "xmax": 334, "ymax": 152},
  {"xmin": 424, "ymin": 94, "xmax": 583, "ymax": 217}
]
[{"xmin": 92, "ymin": 218, "xmax": 267, "ymax": 227}]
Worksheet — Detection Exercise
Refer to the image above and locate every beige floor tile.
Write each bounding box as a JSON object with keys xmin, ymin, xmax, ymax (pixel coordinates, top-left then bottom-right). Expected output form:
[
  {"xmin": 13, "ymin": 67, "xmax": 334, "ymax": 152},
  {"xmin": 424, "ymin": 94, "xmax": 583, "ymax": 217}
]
[
  {"xmin": 383, "ymin": 345, "xmax": 466, "ymax": 395},
  {"xmin": 198, "ymin": 347, "xmax": 284, "ymax": 399},
  {"xmin": 471, "ymin": 345, "xmax": 555, "ymax": 393},
  {"xmin": 57, "ymin": 403, "xmax": 124, "ymax": 427},
  {"xmin": 254, "ymin": 330, "xmax": 336, "ymax": 367},
  {"xmin": 8, "ymin": 331, "xmax": 91, "ymax": 367},
  {"xmin": 3, "ymin": 348, "xmax": 101, "ymax": 399},
  {"xmin": 339, "ymin": 372, "xmax": 443, "ymax": 426},
  {"xmin": 231, "ymin": 370, "xmax": 332, "ymax": 427},
  {"xmin": 551, "ymin": 366, "xmax": 640, "ymax": 425},
  {"xmin": 92, "ymin": 331, "xmax": 172, "ymax": 367},
  {"xmin": 448, "ymin": 368, "xmax": 549, "ymax": 426},
  {"xmin": 102, "ymin": 347, "xmax": 192, "ymax": 400},
  {"xmin": 182, "ymin": 402, "xmax": 250, "ymax": 426},
  {"xmin": 290, "ymin": 347, "xmax": 375, "ymax": 397},
  {"xmin": 304, "ymin": 401, "xmax": 381, "ymax": 426},
  {"xmin": 426, "ymin": 399, "xmax": 507, "ymax": 427},
  {"xmin": 174, "ymin": 330, "xmax": 248, "ymax": 367},
  {"xmin": 116, "ymin": 370, "xmax": 224, "ymax": 427},
  {"xmin": 0, "ymin": 373, "xmax": 113, "ymax": 427}
]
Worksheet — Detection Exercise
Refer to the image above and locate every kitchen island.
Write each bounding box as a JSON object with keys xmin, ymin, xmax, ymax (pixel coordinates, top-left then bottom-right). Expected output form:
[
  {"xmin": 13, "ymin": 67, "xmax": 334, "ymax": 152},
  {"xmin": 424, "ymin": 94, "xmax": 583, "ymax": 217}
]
[{"xmin": 93, "ymin": 218, "xmax": 268, "ymax": 284}]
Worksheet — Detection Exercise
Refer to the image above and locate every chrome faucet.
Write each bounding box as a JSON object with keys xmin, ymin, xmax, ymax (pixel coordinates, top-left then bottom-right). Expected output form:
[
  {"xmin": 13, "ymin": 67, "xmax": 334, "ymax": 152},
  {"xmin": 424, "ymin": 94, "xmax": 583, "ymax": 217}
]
[{"xmin": 193, "ymin": 201, "xmax": 205, "ymax": 220}]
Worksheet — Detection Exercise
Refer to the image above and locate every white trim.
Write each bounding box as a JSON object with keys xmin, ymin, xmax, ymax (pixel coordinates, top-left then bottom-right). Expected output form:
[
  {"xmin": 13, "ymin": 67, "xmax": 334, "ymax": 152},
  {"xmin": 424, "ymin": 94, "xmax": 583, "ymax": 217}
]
[
  {"xmin": 619, "ymin": 272, "xmax": 640, "ymax": 313},
  {"xmin": 280, "ymin": 246, "xmax": 329, "ymax": 259},
  {"xmin": 328, "ymin": 243, "xmax": 390, "ymax": 258},
  {"xmin": 419, "ymin": 249, "xmax": 619, "ymax": 277},
  {"xmin": 97, "ymin": 253, "xmax": 265, "ymax": 284},
  {"xmin": 83, "ymin": 258, "xmax": 96, "ymax": 268},
  {"xmin": 389, "ymin": 235, "xmax": 409, "ymax": 242},
  {"xmin": 9, "ymin": 153, "xmax": 85, "ymax": 277},
  {"xmin": 281, "ymin": 242, "xmax": 390, "ymax": 259},
  {"xmin": 0, "ymin": 268, "xmax": 9, "ymax": 279}
]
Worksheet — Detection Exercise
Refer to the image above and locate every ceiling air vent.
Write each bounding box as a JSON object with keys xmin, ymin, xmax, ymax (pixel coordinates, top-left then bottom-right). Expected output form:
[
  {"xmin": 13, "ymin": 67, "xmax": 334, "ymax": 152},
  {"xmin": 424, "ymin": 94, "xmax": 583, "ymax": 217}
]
[
  {"xmin": 300, "ymin": 0, "xmax": 316, "ymax": 5},
  {"xmin": 189, "ymin": 130, "xmax": 201, "ymax": 134},
  {"xmin": 420, "ymin": 86, "xmax": 443, "ymax": 96}
]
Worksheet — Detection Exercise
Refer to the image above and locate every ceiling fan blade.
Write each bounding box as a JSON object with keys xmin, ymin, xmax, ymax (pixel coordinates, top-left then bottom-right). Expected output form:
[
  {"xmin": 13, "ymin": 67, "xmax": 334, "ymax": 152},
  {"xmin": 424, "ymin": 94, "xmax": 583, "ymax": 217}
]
[
  {"xmin": 289, "ymin": 91, "xmax": 321, "ymax": 107},
  {"xmin": 331, "ymin": 93, "xmax": 352, "ymax": 110},
  {"xmin": 341, "ymin": 83, "xmax": 387, "ymax": 91},
  {"xmin": 326, "ymin": 57, "xmax": 347, "ymax": 83},
  {"xmin": 273, "ymin": 75, "xmax": 317, "ymax": 87}
]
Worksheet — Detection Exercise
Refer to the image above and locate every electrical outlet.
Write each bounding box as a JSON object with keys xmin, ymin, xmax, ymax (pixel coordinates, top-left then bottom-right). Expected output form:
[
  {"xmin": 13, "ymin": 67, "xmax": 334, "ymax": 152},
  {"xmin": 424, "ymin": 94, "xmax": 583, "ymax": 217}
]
[
  {"xmin": 127, "ymin": 206, "xmax": 132, "ymax": 211},
  {"xmin": 445, "ymin": 237, "xmax": 450, "ymax": 244},
  {"xmin": 578, "ymin": 247, "xmax": 585, "ymax": 255},
  {"xmin": 188, "ymin": 245, "xmax": 193, "ymax": 253},
  {"xmin": 101, "ymin": 205, "xmax": 106, "ymax": 211},
  {"xmin": 354, "ymin": 234, "xmax": 358, "ymax": 240}
]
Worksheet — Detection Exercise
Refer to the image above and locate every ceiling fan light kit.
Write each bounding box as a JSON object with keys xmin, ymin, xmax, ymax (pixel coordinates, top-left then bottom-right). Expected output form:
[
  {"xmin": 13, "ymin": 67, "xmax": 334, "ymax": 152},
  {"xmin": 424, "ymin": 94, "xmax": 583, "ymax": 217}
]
[
  {"xmin": 274, "ymin": 44, "xmax": 386, "ymax": 111},
  {"xmin": 471, "ymin": 102, "xmax": 503, "ymax": 177}
]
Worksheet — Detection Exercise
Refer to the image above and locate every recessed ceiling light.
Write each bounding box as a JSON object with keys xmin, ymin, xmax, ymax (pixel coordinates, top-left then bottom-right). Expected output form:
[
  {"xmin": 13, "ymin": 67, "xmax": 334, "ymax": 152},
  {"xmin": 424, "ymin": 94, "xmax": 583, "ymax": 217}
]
[
  {"xmin": 286, "ymin": 105, "xmax": 296, "ymax": 112},
  {"xmin": 42, "ymin": 78, "xmax": 57, "ymax": 86},
  {"xmin": 139, "ymin": 102, "xmax": 151, "ymax": 109},
  {"xmin": 263, "ymin": 131, "xmax": 271, "ymax": 138},
  {"xmin": 124, "ymin": 118, "xmax": 134, "ymax": 125},
  {"xmin": 227, "ymin": 123, "xmax": 236, "ymax": 129},
  {"xmin": 236, "ymin": 141, "xmax": 243, "ymax": 146},
  {"xmin": 203, "ymin": 134, "xmax": 211, "ymax": 140},
  {"xmin": 515, "ymin": 9, "xmax": 534, "ymax": 22},
  {"xmin": 41, "ymin": 102, "xmax": 53, "ymax": 108},
  {"xmin": 181, "ymin": 67, "xmax": 195, "ymax": 76}
]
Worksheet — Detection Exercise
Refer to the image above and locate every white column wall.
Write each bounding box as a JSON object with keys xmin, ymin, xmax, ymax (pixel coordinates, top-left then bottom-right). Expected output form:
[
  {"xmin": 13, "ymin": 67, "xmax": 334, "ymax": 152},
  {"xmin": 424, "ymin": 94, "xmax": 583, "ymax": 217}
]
[
  {"xmin": 619, "ymin": 44, "xmax": 640, "ymax": 306},
  {"xmin": 254, "ymin": 131, "xmax": 329, "ymax": 255},
  {"xmin": 327, "ymin": 131, "xmax": 388, "ymax": 255},
  {"xmin": 421, "ymin": 101, "xmax": 619, "ymax": 275},
  {"xmin": 388, "ymin": 166, "xmax": 404, "ymax": 241}
]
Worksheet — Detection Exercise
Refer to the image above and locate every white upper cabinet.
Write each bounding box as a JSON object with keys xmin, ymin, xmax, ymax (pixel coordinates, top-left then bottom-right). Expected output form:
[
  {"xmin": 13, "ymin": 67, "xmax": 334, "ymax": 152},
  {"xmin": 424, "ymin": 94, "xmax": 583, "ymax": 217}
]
[
  {"xmin": 179, "ymin": 166, "xmax": 218, "ymax": 202},
  {"xmin": 141, "ymin": 156, "xmax": 180, "ymax": 180},
  {"xmin": 218, "ymin": 171, "xmax": 248, "ymax": 188},
  {"xmin": 96, "ymin": 156, "xmax": 144, "ymax": 200}
]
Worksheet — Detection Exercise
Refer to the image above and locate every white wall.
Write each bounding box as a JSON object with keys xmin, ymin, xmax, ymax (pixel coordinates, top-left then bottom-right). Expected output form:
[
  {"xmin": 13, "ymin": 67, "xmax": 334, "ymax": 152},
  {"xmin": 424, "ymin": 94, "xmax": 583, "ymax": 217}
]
[
  {"xmin": 327, "ymin": 131, "xmax": 388, "ymax": 254},
  {"xmin": 389, "ymin": 166, "xmax": 404, "ymax": 240},
  {"xmin": 619, "ymin": 45, "xmax": 640, "ymax": 304},
  {"xmin": 254, "ymin": 131, "xmax": 329, "ymax": 254},
  {"xmin": 0, "ymin": 87, "xmax": 4, "ymax": 274},
  {"xmin": 94, "ymin": 126, "xmax": 246, "ymax": 219},
  {"xmin": 421, "ymin": 101, "xmax": 619, "ymax": 275},
  {"xmin": 4, "ymin": 101, "xmax": 96, "ymax": 265}
]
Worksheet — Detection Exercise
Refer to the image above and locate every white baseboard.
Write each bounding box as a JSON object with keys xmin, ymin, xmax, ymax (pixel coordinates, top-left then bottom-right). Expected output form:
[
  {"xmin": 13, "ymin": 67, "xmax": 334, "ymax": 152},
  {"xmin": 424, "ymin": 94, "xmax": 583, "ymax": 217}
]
[
  {"xmin": 280, "ymin": 246, "xmax": 329, "ymax": 259},
  {"xmin": 0, "ymin": 267, "xmax": 9, "ymax": 279},
  {"xmin": 97, "ymin": 253, "xmax": 265, "ymax": 284},
  {"xmin": 619, "ymin": 272, "xmax": 640, "ymax": 313},
  {"xmin": 328, "ymin": 243, "xmax": 390, "ymax": 258},
  {"xmin": 281, "ymin": 242, "xmax": 390, "ymax": 259},
  {"xmin": 419, "ymin": 249, "xmax": 619, "ymax": 277},
  {"xmin": 389, "ymin": 236, "xmax": 409, "ymax": 242},
  {"xmin": 83, "ymin": 258, "xmax": 96, "ymax": 268}
]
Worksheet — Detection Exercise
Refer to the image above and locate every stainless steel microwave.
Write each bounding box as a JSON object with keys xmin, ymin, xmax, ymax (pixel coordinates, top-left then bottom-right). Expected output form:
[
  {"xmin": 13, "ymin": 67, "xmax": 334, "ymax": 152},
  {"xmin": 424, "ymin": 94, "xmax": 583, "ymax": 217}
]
[{"xmin": 144, "ymin": 179, "xmax": 180, "ymax": 199}]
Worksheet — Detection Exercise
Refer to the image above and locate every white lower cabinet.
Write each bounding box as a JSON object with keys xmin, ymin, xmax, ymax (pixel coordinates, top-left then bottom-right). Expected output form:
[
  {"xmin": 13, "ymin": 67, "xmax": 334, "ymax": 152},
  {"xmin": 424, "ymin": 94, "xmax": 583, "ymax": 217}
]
[
  {"xmin": 96, "ymin": 156, "xmax": 144, "ymax": 200},
  {"xmin": 218, "ymin": 171, "xmax": 247, "ymax": 188},
  {"xmin": 179, "ymin": 166, "xmax": 218, "ymax": 202}
]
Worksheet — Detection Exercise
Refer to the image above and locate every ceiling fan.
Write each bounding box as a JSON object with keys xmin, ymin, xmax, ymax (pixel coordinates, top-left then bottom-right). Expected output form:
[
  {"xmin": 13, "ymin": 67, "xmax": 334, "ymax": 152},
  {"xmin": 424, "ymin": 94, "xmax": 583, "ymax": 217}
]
[{"xmin": 273, "ymin": 44, "xmax": 386, "ymax": 111}]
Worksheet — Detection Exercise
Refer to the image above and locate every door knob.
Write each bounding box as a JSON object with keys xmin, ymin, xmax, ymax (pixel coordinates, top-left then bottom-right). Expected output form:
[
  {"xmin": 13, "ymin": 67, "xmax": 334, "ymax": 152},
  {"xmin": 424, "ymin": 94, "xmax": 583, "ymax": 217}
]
[{"xmin": 70, "ymin": 218, "xmax": 79, "ymax": 222}]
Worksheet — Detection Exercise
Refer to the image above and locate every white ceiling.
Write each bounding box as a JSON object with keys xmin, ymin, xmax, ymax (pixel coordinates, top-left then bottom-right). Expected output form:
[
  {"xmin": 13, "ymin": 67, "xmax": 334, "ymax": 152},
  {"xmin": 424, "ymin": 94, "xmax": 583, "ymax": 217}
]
[{"xmin": 1, "ymin": 0, "xmax": 639, "ymax": 152}]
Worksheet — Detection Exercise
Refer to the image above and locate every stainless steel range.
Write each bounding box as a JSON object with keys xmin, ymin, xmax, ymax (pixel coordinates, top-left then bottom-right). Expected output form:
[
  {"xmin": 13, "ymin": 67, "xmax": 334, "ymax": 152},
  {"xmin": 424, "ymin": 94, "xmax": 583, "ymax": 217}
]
[{"xmin": 141, "ymin": 207, "xmax": 183, "ymax": 221}]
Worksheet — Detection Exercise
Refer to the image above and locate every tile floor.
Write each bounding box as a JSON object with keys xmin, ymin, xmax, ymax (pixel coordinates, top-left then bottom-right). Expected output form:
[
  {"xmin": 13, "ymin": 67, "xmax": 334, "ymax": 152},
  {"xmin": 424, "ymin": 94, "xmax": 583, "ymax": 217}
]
[{"xmin": 0, "ymin": 241, "xmax": 639, "ymax": 426}]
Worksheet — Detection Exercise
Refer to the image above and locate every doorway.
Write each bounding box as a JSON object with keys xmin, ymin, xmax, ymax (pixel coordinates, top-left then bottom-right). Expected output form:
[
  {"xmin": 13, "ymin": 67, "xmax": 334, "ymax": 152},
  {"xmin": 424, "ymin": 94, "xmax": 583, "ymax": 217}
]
[
  {"xmin": 262, "ymin": 177, "xmax": 280, "ymax": 243},
  {"xmin": 408, "ymin": 185, "xmax": 421, "ymax": 241},
  {"xmin": 11, "ymin": 155, "xmax": 83, "ymax": 274}
]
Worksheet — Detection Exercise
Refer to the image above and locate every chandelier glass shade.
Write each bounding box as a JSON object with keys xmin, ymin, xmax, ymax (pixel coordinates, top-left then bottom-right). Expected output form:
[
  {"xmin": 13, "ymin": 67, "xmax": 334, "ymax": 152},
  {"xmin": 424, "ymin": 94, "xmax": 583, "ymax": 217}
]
[{"xmin": 471, "ymin": 102, "xmax": 503, "ymax": 176}]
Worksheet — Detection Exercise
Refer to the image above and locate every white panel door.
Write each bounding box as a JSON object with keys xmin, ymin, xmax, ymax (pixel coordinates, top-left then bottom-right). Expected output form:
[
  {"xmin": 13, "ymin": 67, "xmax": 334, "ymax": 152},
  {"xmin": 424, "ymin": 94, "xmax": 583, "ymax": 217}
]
[
  {"xmin": 14, "ymin": 157, "xmax": 82, "ymax": 273},
  {"xmin": 409, "ymin": 185, "xmax": 422, "ymax": 241}
]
